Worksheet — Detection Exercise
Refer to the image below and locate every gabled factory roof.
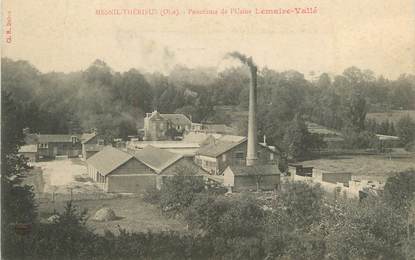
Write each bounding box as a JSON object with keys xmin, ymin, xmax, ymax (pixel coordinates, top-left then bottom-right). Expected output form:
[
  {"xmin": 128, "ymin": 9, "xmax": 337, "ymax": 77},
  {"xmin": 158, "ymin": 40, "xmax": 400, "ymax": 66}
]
[
  {"xmin": 86, "ymin": 146, "xmax": 134, "ymax": 176},
  {"xmin": 197, "ymin": 137, "xmax": 247, "ymax": 158},
  {"xmin": 81, "ymin": 132, "xmax": 97, "ymax": 144},
  {"xmin": 133, "ymin": 145, "xmax": 184, "ymax": 174}
]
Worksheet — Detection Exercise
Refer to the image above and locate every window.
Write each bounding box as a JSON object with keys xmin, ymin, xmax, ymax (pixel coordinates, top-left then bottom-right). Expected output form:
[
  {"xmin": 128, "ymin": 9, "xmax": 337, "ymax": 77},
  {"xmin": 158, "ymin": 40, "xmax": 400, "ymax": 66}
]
[
  {"xmin": 270, "ymin": 153, "xmax": 274, "ymax": 161},
  {"xmin": 71, "ymin": 136, "xmax": 78, "ymax": 144},
  {"xmin": 98, "ymin": 139, "xmax": 104, "ymax": 145},
  {"xmin": 204, "ymin": 160, "xmax": 217, "ymax": 168},
  {"xmin": 234, "ymin": 151, "xmax": 244, "ymax": 159},
  {"xmin": 210, "ymin": 161, "xmax": 217, "ymax": 167},
  {"xmin": 39, "ymin": 143, "xmax": 48, "ymax": 149},
  {"xmin": 222, "ymin": 154, "xmax": 227, "ymax": 162}
]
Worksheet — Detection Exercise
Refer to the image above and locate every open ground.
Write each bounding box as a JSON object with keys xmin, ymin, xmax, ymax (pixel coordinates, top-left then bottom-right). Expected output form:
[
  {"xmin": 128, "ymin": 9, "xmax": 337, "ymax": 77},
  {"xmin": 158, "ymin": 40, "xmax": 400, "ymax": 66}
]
[
  {"xmin": 366, "ymin": 110, "xmax": 415, "ymax": 124},
  {"xmin": 300, "ymin": 150, "xmax": 415, "ymax": 178},
  {"xmin": 26, "ymin": 159, "xmax": 187, "ymax": 234}
]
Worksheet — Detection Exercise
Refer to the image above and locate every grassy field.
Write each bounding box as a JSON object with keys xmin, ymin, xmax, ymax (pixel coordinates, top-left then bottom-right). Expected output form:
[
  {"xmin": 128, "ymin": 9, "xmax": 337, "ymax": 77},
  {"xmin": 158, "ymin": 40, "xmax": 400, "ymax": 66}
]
[
  {"xmin": 38, "ymin": 196, "xmax": 187, "ymax": 235},
  {"xmin": 367, "ymin": 110, "xmax": 415, "ymax": 123},
  {"xmin": 301, "ymin": 151, "xmax": 415, "ymax": 178}
]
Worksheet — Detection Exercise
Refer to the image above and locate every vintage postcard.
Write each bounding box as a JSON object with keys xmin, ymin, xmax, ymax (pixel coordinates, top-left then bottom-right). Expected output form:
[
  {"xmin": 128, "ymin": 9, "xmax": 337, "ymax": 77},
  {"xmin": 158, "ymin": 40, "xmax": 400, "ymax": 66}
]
[{"xmin": 2, "ymin": 0, "xmax": 415, "ymax": 259}]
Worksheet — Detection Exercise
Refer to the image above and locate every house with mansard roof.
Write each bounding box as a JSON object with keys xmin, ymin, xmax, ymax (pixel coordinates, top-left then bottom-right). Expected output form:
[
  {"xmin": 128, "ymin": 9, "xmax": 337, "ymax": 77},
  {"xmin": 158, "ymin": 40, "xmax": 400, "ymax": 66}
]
[{"xmin": 143, "ymin": 110, "xmax": 192, "ymax": 141}]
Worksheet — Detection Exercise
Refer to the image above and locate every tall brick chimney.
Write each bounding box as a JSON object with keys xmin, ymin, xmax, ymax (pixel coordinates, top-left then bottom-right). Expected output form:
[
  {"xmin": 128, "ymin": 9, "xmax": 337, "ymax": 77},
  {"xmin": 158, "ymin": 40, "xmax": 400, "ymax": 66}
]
[
  {"xmin": 225, "ymin": 52, "xmax": 258, "ymax": 166},
  {"xmin": 246, "ymin": 61, "xmax": 258, "ymax": 166}
]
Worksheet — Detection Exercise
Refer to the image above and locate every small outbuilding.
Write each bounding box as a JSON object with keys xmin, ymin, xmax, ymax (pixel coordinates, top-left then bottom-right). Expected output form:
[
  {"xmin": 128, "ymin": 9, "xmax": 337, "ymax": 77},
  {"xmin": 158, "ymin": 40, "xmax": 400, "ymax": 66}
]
[
  {"xmin": 81, "ymin": 132, "xmax": 105, "ymax": 160},
  {"xmin": 223, "ymin": 164, "xmax": 281, "ymax": 192},
  {"xmin": 18, "ymin": 144, "xmax": 39, "ymax": 162}
]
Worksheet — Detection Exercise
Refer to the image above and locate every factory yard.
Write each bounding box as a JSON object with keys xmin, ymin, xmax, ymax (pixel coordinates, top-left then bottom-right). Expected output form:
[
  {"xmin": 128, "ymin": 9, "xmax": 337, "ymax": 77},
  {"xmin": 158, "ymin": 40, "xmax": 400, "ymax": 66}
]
[
  {"xmin": 25, "ymin": 159, "xmax": 103, "ymax": 195},
  {"xmin": 25, "ymin": 159, "xmax": 186, "ymax": 234}
]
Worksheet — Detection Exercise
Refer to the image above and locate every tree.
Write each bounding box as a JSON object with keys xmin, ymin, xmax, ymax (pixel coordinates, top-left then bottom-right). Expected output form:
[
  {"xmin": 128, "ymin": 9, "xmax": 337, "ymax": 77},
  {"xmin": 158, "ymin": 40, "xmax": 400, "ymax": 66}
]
[
  {"xmin": 342, "ymin": 128, "xmax": 378, "ymax": 149},
  {"xmin": 343, "ymin": 90, "xmax": 367, "ymax": 132},
  {"xmin": 1, "ymin": 92, "xmax": 37, "ymax": 258},
  {"xmin": 396, "ymin": 115, "xmax": 415, "ymax": 147},
  {"xmin": 264, "ymin": 181, "xmax": 326, "ymax": 259},
  {"xmin": 383, "ymin": 170, "xmax": 415, "ymax": 216},
  {"xmin": 278, "ymin": 181, "xmax": 324, "ymax": 229},
  {"xmin": 30, "ymin": 202, "xmax": 96, "ymax": 259},
  {"xmin": 1, "ymin": 92, "xmax": 37, "ymax": 224},
  {"xmin": 160, "ymin": 176, "xmax": 205, "ymax": 214},
  {"xmin": 316, "ymin": 73, "xmax": 332, "ymax": 89},
  {"xmin": 325, "ymin": 198, "xmax": 406, "ymax": 260},
  {"xmin": 390, "ymin": 75, "xmax": 415, "ymax": 110},
  {"xmin": 282, "ymin": 114, "xmax": 313, "ymax": 159}
]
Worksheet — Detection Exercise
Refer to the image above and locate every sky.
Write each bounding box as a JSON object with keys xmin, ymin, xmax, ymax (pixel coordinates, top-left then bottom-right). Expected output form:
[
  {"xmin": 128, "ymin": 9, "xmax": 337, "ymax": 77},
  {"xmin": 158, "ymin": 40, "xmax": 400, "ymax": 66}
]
[{"xmin": 2, "ymin": 0, "xmax": 415, "ymax": 79}]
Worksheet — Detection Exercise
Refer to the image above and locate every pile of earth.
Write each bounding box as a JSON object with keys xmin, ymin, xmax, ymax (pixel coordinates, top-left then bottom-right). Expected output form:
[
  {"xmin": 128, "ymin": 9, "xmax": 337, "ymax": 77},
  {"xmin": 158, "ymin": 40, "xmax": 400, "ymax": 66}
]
[{"xmin": 93, "ymin": 207, "xmax": 117, "ymax": 222}]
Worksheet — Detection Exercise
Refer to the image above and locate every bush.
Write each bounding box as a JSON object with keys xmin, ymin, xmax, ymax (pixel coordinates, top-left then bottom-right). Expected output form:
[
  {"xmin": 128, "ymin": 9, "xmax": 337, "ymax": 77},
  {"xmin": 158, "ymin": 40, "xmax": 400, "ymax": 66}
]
[
  {"xmin": 383, "ymin": 170, "xmax": 415, "ymax": 215},
  {"xmin": 160, "ymin": 176, "xmax": 205, "ymax": 214},
  {"xmin": 143, "ymin": 187, "xmax": 161, "ymax": 204},
  {"xmin": 342, "ymin": 128, "xmax": 378, "ymax": 149},
  {"xmin": 325, "ymin": 198, "xmax": 406, "ymax": 260},
  {"xmin": 278, "ymin": 181, "xmax": 324, "ymax": 229},
  {"xmin": 405, "ymin": 141, "xmax": 415, "ymax": 152}
]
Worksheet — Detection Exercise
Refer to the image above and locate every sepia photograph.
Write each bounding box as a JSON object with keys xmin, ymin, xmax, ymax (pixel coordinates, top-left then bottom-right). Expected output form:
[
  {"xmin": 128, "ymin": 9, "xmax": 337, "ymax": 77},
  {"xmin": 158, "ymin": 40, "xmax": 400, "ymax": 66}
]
[{"xmin": 1, "ymin": 0, "xmax": 415, "ymax": 259}]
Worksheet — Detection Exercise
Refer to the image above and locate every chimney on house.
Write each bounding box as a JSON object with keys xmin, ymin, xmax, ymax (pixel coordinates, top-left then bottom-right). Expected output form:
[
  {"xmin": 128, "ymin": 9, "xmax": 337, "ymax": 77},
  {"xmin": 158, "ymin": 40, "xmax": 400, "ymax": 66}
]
[
  {"xmin": 22, "ymin": 127, "xmax": 31, "ymax": 136},
  {"xmin": 246, "ymin": 60, "xmax": 258, "ymax": 166}
]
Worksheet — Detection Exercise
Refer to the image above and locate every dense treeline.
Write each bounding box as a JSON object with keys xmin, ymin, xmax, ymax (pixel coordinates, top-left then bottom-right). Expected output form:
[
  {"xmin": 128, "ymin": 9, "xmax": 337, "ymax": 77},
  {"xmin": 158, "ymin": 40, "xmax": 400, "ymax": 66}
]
[{"xmin": 2, "ymin": 58, "xmax": 415, "ymax": 151}]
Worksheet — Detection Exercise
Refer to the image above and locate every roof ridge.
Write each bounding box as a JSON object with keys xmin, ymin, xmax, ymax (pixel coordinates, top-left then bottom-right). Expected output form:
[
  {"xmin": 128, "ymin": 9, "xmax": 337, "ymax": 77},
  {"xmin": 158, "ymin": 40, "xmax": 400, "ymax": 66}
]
[{"xmin": 132, "ymin": 145, "xmax": 183, "ymax": 174}]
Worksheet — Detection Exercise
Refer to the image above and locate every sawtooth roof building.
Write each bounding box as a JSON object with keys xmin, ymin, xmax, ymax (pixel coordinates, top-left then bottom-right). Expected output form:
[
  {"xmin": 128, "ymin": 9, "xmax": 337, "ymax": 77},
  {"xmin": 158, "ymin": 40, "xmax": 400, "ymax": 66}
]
[{"xmin": 86, "ymin": 145, "xmax": 203, "ymax": 193}]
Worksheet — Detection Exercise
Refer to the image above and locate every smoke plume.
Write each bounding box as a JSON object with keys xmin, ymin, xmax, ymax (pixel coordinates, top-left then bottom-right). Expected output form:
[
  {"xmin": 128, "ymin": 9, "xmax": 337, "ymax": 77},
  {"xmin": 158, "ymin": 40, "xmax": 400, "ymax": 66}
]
[{"xmin": 226, "ymin": 51, "xmax": 257, "ymax": 70}]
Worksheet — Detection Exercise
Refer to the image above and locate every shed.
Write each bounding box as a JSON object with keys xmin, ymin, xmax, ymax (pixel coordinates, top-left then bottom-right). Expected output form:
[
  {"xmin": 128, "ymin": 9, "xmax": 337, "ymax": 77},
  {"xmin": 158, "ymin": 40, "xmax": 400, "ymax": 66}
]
[
  {"xmin": 81, "ymin": 132, "xmax": 105, "ymax": 159},
  {"xmin": 223, "ymin": 164, "xmax": 280, "ymax": 192},
  {"xmin": 18, "ymin": 144, "xmax": 39, "ymax": 162}
]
